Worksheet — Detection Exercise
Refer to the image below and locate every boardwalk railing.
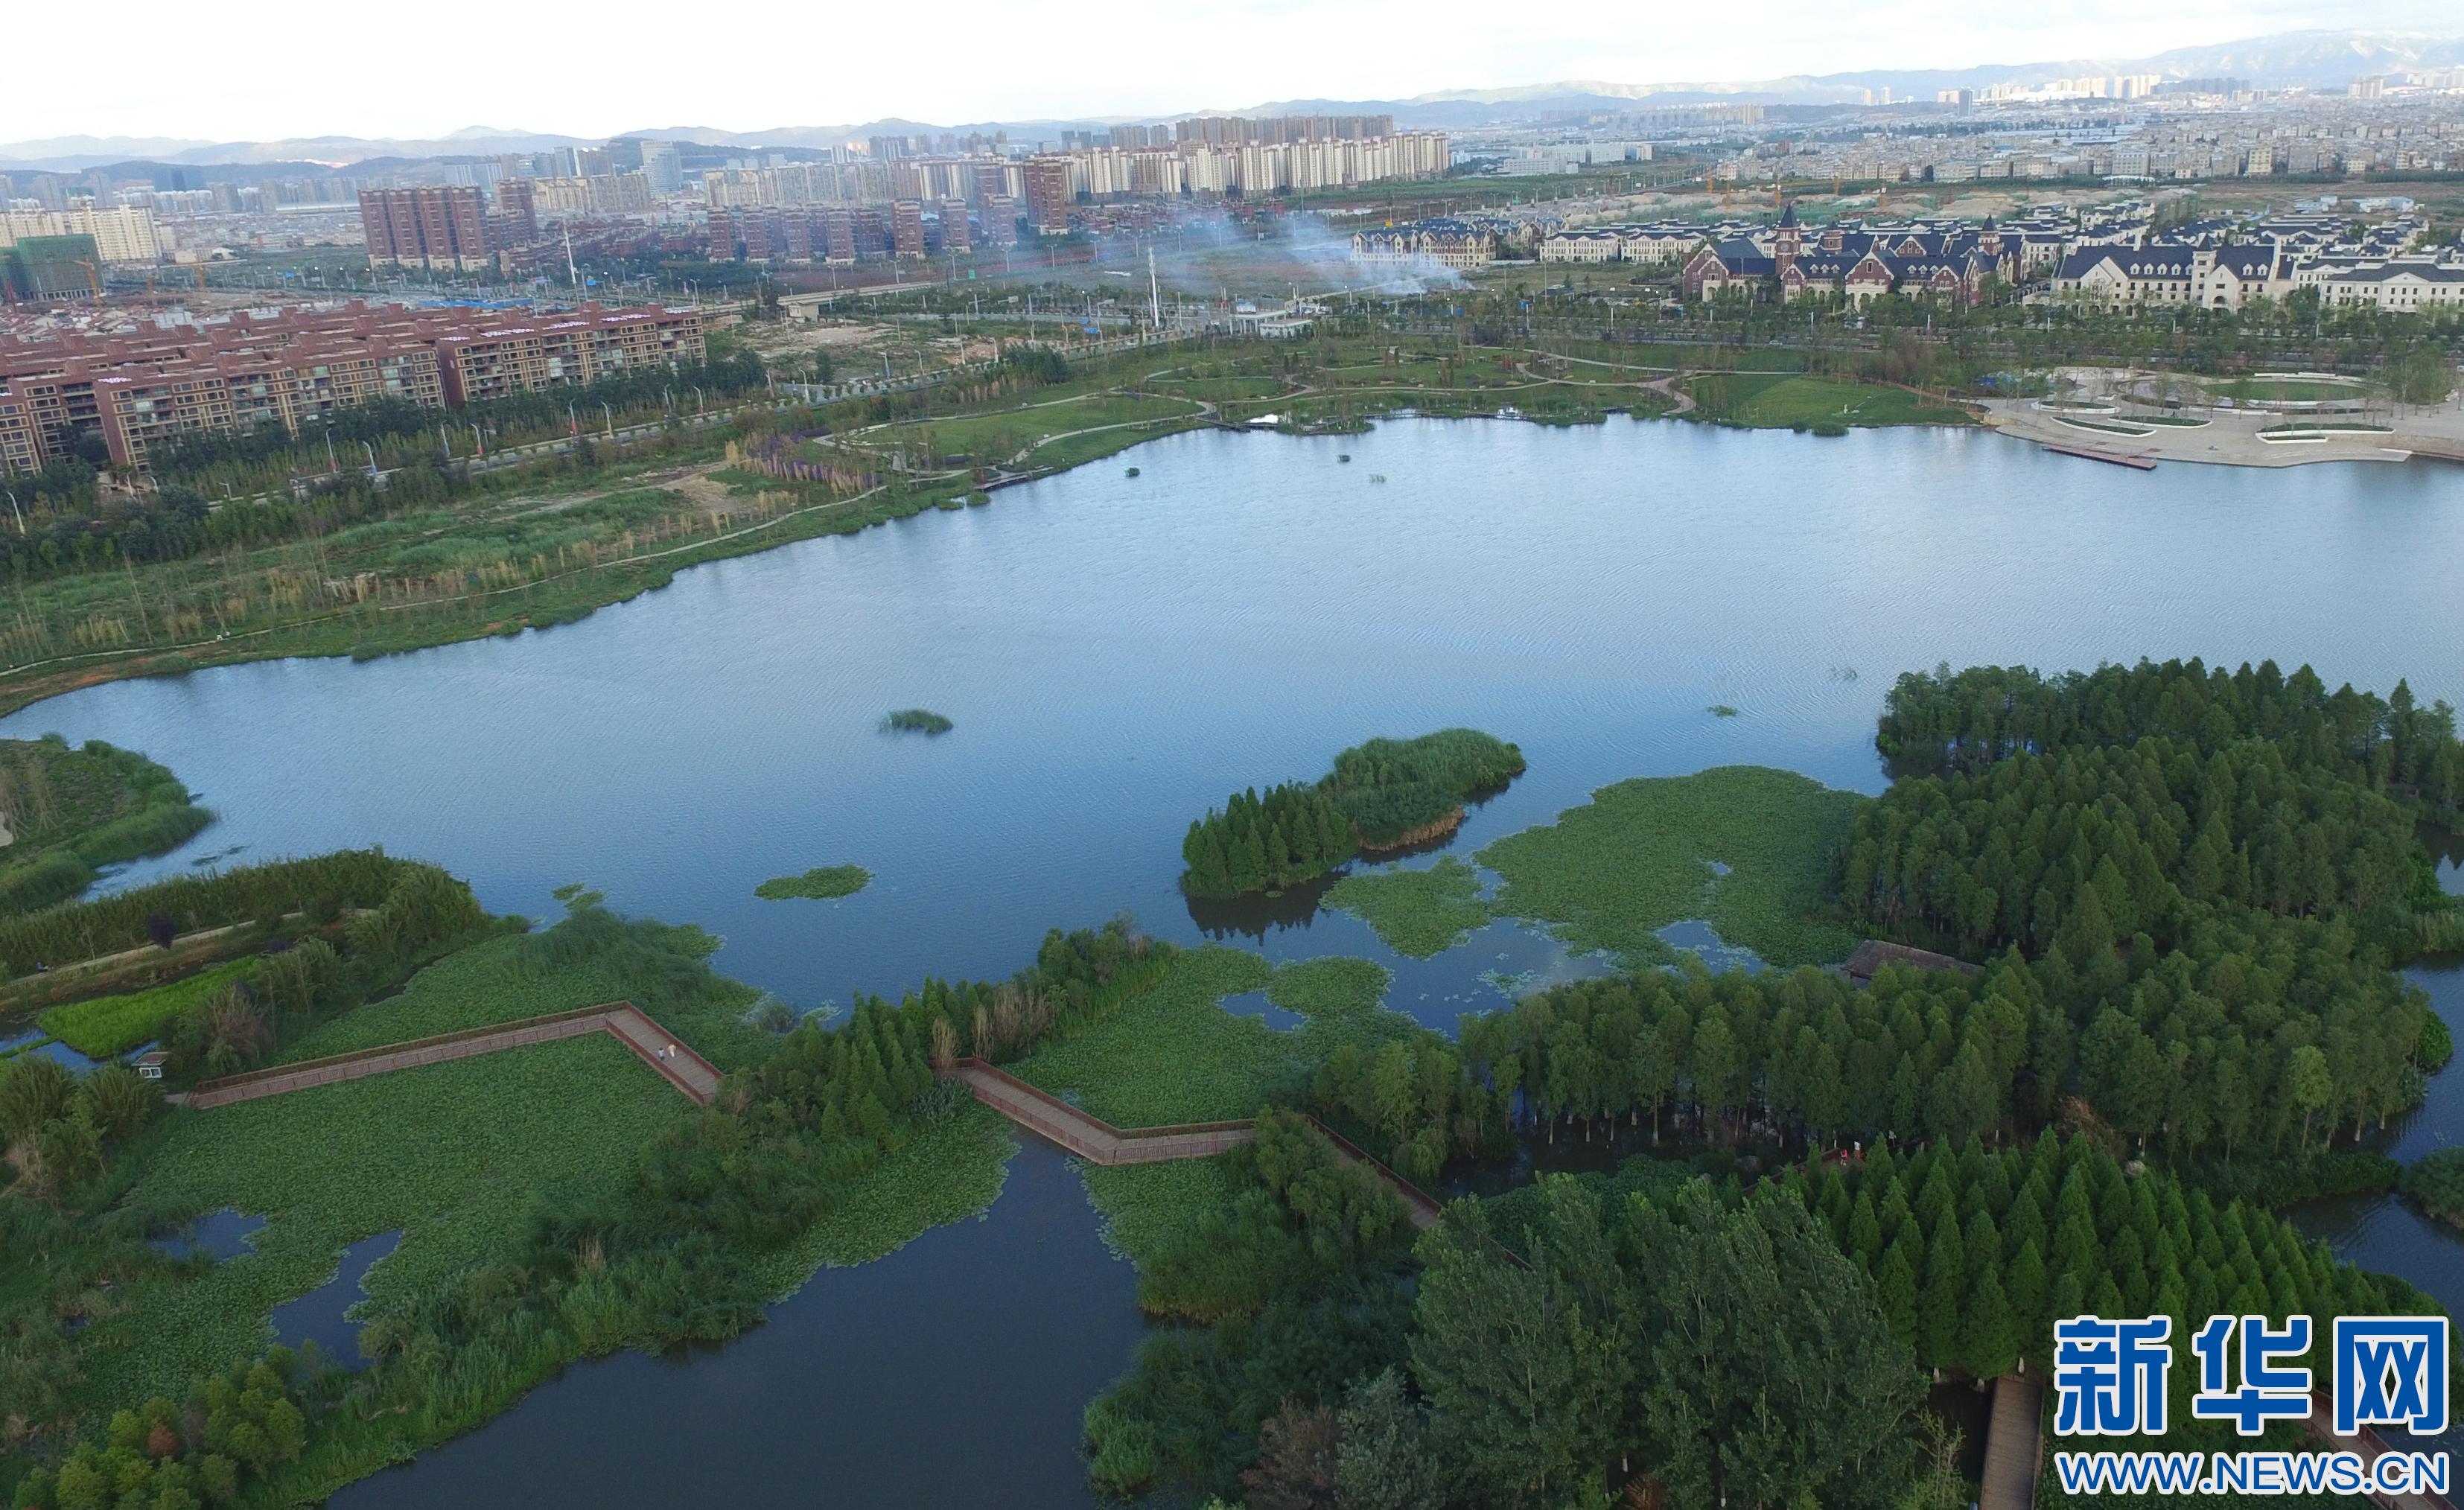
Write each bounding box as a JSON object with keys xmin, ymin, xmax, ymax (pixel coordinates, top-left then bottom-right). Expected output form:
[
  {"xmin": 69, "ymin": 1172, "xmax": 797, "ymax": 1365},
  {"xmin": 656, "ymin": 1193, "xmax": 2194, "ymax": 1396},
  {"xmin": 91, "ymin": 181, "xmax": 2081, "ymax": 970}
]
[
  {"xmin": 941, "ymin": 1057, "xmax": 1460, "ymax": 1239},
  {"xmin": 185, "ymin": 1002, "xmax": 721, "ymax": 1109}
]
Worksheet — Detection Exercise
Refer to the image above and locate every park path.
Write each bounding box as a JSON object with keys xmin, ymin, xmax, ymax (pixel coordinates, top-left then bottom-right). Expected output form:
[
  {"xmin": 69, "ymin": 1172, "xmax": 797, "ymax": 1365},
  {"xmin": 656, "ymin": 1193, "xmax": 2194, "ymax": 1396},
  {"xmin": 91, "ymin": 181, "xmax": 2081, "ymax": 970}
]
[
  {"xmin": 1980, "ymin": 1372, "xmax": 2043, "ymax": 1510},
  {"xmin": 180, "ymin": 1003, "xmax": 720, "ymax": 1110},
  {"xmin": 941, "ymin": 1057, "xmax": 1447, "ymax": 1232},
  {"xmin": 1976, "ymin": 1375, "xmax": 2454, "ymax": 1510}
]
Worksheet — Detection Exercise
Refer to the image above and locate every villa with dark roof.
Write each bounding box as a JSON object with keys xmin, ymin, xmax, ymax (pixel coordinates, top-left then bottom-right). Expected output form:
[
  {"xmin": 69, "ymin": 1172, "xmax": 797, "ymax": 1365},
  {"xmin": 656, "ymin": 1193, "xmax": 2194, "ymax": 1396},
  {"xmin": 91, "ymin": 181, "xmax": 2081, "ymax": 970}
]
[{"xmin": 1683, "ymin": 203, "xmax": 2015, "ymax": 306}]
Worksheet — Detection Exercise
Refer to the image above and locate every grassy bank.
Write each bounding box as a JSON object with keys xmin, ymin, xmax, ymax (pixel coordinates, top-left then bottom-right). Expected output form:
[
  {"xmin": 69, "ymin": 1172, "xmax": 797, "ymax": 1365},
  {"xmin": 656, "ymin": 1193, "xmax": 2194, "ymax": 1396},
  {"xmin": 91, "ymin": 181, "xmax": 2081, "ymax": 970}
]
[
  {"xmin": 1687, "ymin": 373, "xmax": 1973, "ymax": 430},
  {"xmin": 1476, "ymin": 765, "xmax": 1868, "ymax": 968},
  {"xmin": 0, "ymin": 738, "xmax": 211, "ymax": 915}
]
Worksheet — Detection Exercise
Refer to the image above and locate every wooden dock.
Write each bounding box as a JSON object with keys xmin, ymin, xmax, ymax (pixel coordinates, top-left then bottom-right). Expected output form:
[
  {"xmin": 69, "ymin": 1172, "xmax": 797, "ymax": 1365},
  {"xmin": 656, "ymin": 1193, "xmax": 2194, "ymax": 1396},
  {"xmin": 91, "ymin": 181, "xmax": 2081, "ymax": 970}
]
[{"xmin": 2040, "ymin": 442, "xmax": 2157, "ymax": 470}]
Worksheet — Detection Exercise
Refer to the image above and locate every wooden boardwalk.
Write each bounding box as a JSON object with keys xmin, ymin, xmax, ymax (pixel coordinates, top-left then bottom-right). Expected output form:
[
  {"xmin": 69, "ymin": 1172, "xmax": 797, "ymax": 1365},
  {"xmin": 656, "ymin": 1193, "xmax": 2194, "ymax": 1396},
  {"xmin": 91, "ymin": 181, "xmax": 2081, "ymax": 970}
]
[
  {"xmin": 182, "ymin": 1003, "xmax": 722, "ymax": 1109},
  {"xmin": 1980, "ymin": 1372, "xmax": 2043, "ymax": 1510},
  {"xmin": 942, "ymin": 1057, "xmax": 1448, "ymax": 1232},
  {"xmin": 2304, "ymin": 1394, "xmax": 2458, "ymax": 1510}
]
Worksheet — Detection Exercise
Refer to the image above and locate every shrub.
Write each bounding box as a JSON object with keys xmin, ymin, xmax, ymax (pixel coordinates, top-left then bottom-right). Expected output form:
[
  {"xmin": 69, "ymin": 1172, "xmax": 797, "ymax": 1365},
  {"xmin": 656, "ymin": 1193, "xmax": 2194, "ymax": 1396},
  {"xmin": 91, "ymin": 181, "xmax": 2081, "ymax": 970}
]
[
  {"xmin": 2402, "ymin": 1147, "xmax": 2464, "ymax": 1229},
  {"xmin": 39, "ymin": 959, "xmax": 262, "ymax": 1059}
]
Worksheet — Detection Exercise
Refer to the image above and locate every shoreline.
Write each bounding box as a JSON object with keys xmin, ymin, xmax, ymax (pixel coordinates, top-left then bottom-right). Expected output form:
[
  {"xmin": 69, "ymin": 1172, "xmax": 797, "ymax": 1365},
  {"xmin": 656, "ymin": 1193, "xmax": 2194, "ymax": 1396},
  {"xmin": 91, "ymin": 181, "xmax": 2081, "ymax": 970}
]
[
  {"xmin": 1, "ymin": 389, "xmax": 2442, "ymax": 721},
  {"xmin": 1980, "ymin": 397, "xmax": 2464, "ymax": 470}
]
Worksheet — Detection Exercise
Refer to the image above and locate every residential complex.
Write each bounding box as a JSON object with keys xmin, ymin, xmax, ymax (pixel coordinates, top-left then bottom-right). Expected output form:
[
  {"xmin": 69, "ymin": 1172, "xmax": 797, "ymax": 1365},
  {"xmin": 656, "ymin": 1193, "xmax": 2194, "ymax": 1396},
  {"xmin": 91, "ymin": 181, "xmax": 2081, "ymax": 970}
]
[
  {"xmin": 0, "ymin": 299, "xmax": 704, "ymax": 472},
  {"xmin": 0, "ymin": 203, "xmax": 162, "ymax": 264},
  {"xmin": 1519, "ymin": 187, "xmax": 2464, "ymax": 313}
]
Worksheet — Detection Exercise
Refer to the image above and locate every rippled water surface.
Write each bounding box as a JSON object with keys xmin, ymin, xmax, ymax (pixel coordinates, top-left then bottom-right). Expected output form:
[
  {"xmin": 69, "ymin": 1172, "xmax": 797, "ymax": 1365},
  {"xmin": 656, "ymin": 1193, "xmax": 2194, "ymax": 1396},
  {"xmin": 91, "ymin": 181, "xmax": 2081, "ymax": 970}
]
[{"xmin": 10, "ymin": 418, "xmax": 2461, "ymax": 1505}]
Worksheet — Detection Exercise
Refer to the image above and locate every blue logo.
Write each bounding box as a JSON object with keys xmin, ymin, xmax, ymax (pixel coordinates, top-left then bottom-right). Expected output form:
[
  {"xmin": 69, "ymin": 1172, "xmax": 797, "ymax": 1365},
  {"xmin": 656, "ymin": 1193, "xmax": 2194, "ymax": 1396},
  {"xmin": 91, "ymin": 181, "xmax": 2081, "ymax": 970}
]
[
  {"xmin": 2334, "ymin": 1318, "xmax": 2449, "ymax": 1436},
  {"xmin": 2191, "ymin": 1315, "xmax": 2313, "ymax": 1436},
  {"xmin": 2056, "ymin": 1315, "xmax": 2175, "ymax": 1436}
]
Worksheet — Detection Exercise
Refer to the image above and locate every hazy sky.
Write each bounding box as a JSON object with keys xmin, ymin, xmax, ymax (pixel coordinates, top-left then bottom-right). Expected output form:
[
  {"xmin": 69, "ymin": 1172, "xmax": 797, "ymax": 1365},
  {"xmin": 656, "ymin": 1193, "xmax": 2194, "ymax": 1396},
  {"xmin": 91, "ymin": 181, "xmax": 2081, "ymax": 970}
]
[{"xmin": 4, "ymin": 0, "xmax": 2454, "ymax": 144}]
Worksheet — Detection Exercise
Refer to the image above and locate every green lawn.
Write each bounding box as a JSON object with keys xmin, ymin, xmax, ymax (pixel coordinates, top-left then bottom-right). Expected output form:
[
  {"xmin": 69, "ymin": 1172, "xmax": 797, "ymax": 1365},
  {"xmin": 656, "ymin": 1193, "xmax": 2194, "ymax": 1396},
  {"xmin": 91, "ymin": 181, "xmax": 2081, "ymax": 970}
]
[
  {"xmin": 1687, "ymin": 374, "xmax": 1971, "ymax": 429},
  {"xmin": 1323, "ymin": 856, "xmax": 1492, "ymax": 958},
  {"xmin": 1475, "ymin": 765, "xmax": 1867, "ymax": 968},
  {"xmin": 93, "ymin": 1032, "xmax": 688, "ymax": 1409}
]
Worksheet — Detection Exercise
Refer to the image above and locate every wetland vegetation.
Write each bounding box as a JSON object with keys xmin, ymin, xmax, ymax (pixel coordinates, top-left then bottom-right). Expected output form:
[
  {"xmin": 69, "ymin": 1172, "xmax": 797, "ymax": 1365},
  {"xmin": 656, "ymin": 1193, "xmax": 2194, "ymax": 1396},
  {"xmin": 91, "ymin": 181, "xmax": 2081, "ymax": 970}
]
[
  {"xmin": 1180, "ymin": 729, "xmax": 1524, "ymax": 898},
  {"xmin": 754, "ymin": 865, "xmax": 872, "ymax": 901},
  {"xmin": 877, "ymin": 709, "xmax": 953, "ymax": 736},
  {"xmin": 0, "ymin": 739, "xmax": 211, "ymax": 917},
  {"xmin": 4, "ymin": 404, "xmax": 2458, "ymax": 1510}
]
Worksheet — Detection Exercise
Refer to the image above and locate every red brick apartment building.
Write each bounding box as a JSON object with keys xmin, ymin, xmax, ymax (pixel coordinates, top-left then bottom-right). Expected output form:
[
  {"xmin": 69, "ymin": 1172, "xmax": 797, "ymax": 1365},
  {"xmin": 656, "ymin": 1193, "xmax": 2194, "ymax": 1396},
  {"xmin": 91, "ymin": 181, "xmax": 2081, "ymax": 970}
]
[
  {"xmin": 360, "ymin": 186, "xmax": 493, "ymax": 273},
  {"xmin": 0, "ymin": 300, "xmax": 704, "ymax": 472}
]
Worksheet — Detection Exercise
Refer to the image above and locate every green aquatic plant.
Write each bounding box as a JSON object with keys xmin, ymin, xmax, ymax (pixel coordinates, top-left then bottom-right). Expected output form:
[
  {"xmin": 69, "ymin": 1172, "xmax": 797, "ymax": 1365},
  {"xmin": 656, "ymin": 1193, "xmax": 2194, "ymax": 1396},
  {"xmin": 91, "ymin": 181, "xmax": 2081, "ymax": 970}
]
[
  {"xmin": 1707, "ymin": 704, "xmax": 1741, "ymax": 718},
  {"xmin": 754, "ymin": 866, "xmax": 873, "ymax": 902},
  {"xmin": 1324, "ymin": 857, "xmax": 1492, "ymax": 958},
  {"xmin": 1477, "ymin": 765, "xmax": 1865, "ymax": 969},
  {"xmin": 879, "ymin": 709, "xmax": 954, "ymax": 736}
]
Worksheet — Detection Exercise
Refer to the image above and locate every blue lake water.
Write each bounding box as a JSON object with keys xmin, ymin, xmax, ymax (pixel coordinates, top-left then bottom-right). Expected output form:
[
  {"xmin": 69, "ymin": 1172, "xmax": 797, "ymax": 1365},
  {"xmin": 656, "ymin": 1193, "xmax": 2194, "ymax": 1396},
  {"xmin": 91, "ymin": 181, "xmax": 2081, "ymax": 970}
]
[
  {"xmin": 6, "ymin": 417, "xmax": 2460, "ymax": 1504},
  {"xmin": 270, "ymin": 1229, "xmax": 402, "ymax": 1366},
  {"xmin": 150, "ymin": 1207, "xmax": 267, "ymax": 1263}
]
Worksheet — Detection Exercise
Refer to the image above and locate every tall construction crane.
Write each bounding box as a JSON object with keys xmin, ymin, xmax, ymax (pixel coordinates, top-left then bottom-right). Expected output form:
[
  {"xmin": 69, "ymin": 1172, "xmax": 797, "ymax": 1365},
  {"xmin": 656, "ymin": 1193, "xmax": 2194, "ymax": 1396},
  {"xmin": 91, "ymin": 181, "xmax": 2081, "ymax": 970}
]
[{"xmin": 74, "ymin": 260, "xmax": 101, "ymax": 298}]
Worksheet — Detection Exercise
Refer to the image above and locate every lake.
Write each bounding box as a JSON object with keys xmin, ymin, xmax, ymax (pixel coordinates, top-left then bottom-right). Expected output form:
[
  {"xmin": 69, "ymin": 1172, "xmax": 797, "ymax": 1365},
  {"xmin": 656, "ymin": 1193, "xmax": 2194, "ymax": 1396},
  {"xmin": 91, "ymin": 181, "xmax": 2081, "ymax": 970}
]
[{"xmin": 11, "ymin": 416, "xmax": 2461, "ymax": 1504}]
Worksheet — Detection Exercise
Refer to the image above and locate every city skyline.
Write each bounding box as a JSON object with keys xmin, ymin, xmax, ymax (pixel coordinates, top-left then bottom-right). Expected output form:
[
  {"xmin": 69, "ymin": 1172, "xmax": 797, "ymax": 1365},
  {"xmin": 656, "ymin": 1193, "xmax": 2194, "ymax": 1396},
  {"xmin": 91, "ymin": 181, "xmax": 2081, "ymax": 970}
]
[{"xmin": 10, "ymin": 2, "xmax": 2463, "ymax": 146}]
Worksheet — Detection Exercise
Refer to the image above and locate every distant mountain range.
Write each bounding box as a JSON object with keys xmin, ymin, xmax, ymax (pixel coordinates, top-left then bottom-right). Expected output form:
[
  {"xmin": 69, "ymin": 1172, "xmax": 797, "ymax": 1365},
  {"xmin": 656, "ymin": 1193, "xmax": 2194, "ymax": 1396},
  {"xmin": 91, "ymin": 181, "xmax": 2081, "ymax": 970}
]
[{"xmin": 5, "ymin": 28, "xmax": 2460, "ymax": 173}]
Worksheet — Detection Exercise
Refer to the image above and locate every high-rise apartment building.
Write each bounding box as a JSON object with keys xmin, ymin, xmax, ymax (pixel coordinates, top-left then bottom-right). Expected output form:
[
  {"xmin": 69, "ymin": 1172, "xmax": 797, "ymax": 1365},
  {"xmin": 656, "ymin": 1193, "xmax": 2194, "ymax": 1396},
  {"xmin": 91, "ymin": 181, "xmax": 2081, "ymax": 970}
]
[
  {"xmin": 360, "ymin": 185, "xmax": 491, "ymax": 271},
  {"xmin": 891, "ymin": 200, "xmax": 927, "ymax": 258},
  {"xmin": 1024, "ymin": 157, "xmax": 1073, "ymax": 235},
  {"xmin": 0, "ymin": 301, "xmax": 705, "ymax": 471}
]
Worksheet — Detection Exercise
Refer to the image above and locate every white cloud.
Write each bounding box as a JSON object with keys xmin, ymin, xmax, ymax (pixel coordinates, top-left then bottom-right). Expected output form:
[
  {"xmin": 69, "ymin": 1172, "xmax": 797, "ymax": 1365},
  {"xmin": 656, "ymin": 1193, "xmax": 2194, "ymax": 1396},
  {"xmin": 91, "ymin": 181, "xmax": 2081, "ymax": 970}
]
[{"xmin": 2, "ymin": 0, "xmax": 2452, "ymax": 144}]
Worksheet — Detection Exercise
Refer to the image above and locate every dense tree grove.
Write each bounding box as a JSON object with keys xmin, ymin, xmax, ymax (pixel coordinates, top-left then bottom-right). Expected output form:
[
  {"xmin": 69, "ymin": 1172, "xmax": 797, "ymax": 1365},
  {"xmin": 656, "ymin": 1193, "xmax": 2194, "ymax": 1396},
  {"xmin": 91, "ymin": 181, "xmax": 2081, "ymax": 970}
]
[
  {"xmin": 1874, "ymin": 658, "xmax": 2462, "ymax": 809},
  {"xmin": 1100, "ymin": 1162, "xmax": 1944, "ymax": 1510},
  {"xmin": 1849, "ymin": 737, "xmax": 2428, "ymax": 954},
  {"xmin": 1312, "ymin": 937, "xmax": 2434, "ymax": 1186},
  {"xmin": 1182, "ymin": 730, "xmax": 1526, "ymax": 897},
  {"xmin": 1833, "ymin": 657, "xmax": 2463, "ymax": 1152},
  {"xmin": 1789, "ymin": 1130, "xmax": 2433, "ymax": 1392},
  {"xmin": 1083, "ymin": 1111, "xmax": 1422, "ymax": 1500},
  {"xmin": 1182, "ymin": 785, "xmax": 1357, "ymax": 898}
]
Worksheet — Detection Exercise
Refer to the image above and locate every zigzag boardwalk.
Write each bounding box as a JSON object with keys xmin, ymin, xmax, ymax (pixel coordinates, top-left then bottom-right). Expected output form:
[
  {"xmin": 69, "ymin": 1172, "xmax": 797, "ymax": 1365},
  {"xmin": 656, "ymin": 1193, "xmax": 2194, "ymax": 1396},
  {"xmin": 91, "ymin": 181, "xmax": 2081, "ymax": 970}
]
[
  {"xmin": 179, "ymin": 1003, "xmax": 721, "ymax": 1109},
  {"xmin": 940, "ymin": 1057, "xmax": 1447, "ymax": 1233}
]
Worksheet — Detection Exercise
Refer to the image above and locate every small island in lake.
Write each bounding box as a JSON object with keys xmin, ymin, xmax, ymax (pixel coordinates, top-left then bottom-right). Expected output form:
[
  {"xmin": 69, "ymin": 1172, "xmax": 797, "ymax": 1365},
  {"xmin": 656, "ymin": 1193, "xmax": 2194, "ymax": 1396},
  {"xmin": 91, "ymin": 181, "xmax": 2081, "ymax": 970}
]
[
  {"xmin": 1180, "ymin": 728, "xmax": 1524, "ymax": 898},
  {"xmin": 2403, "ymin": 1147, "xmax": 2464, "ymax": 1232},
  {"xmin": 755, "ymin": 865, "xmax": 873, "ymax": 900},
  {"xmin": 879, "ymin": 709, "xmax": 954, "ymax": 736}
]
